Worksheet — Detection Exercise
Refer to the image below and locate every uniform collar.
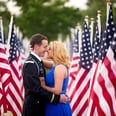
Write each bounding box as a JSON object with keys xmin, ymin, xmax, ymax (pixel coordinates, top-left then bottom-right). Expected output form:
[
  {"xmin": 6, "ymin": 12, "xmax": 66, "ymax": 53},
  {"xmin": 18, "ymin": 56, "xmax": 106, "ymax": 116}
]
[{"xmin": 31, "ymin": 51, "xmax": 41, "ymax": 61}]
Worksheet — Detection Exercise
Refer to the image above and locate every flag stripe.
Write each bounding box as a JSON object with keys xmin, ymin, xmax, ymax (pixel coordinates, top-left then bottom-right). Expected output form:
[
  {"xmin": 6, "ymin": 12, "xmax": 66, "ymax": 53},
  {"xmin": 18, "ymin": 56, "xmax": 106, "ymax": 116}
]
[{"xmin": 70, "ymin": 66, "xmax": 88, "ymax": 101}]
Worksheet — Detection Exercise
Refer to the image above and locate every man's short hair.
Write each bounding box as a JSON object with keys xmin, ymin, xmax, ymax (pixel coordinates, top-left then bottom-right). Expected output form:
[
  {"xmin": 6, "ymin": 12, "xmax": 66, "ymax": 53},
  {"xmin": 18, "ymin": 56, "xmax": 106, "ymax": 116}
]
[{"xmin": 30, "ymin": 33, "xmax": 48, "ymax": 48}]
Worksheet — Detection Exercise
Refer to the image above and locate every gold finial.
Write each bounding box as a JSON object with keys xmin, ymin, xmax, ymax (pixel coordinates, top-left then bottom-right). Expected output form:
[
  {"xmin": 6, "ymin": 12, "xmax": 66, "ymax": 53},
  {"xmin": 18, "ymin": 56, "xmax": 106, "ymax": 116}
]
[
  {"xmin": 10, "ymin": 12, "xmax": 14, "ymax": 16},
  {"xmin": 97, "ymin": 10, "xmax": 101, "ymax": 14},
  {"xmin": 91, "ymin": 18, "xmax": 94, "ymax": 21},
  {"xmin": 75, "ymin": 23, "xmax": 81, "ymax": 29},
  {"xmin": 85, "ymin": 15, "xmax": 89, "ymax": 19},
  {"xmin": 106, "ymin": 0, "xmax": 110, "ymax": 3},
  {"xmin": 0, "ymin": 16, "xmax": 2, "ymax": 19},
  {"xmin": 77, "ymin": 23, "xmax": 81, "ymax": 26},
  {"xmin": 78, "ymin": 23, "xmax": 81, "ymax": 28}
]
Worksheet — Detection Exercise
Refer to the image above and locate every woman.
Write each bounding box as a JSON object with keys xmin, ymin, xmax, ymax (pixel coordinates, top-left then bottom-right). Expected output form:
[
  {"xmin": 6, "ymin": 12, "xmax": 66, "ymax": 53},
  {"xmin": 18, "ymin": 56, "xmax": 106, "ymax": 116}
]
[{"xmin": 40, "ymin": 41, "xmax": 72, "ymax": 116}]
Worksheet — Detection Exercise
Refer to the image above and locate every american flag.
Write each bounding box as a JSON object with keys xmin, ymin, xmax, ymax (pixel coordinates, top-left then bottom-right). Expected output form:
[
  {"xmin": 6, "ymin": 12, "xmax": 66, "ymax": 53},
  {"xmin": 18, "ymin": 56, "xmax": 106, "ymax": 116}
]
[
  {"xmin": 68, "ymin": 28, "xmax": 80, "ymax": 88},
  {"xmin": 16, "ymin": 32, "xmax": 26, "ymax": 99},
  {"xmin": 67, "ymin": 28, "xmax": 80, "ymax": 99},
  {"xmin": 17, "ymin": 34, "xmax": 26, "ymax": 68},
  {"xmin": 0, "ymin": 23, "xmax": 5, "ymax": 115},
  {"xmin": 87, "ymin": 3, "xmax": 116, "ymax": 115},
  {"xmin": 88, "ymin": 32, "xmax": 116, "ymax": 116},
  {"xmin": 0, "ymin": 76, "xmax": 4, "ymax": 116},
  {"xmin": 88, "ymin": 11, "xmax": 102, "ymax": 102},
  {"xmin": 93, "ymin": 24, "xmax": 101, "ymax": 63},
  {"xmin": 99, "ymin": 3, "xmax": 115, "ymax": 62},
  {"xmin": 0, "ymin": 18, "xmax": 12, "ymax": 115},
  {"xmin": 7, "ymin": 19, "xmax": 23, "ymax": 116},
  {"xmin": 70, "ymin": 20, "xmax": 92, "ymax": 116}
]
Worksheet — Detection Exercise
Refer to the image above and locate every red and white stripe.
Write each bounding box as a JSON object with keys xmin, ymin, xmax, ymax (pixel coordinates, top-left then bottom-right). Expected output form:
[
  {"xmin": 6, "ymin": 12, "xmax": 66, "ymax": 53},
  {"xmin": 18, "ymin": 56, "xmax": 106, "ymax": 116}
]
[
  {"xmin": 70, "ymin": 65, "xmax": 91, "ymax": 116},
  {"xmin": 87, "ymin": 46, "xmax": 116, "ymax": 116}
]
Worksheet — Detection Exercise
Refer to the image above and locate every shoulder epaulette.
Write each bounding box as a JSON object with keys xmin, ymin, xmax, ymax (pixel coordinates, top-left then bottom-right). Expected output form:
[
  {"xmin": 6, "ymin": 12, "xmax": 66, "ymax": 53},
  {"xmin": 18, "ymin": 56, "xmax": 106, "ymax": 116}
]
[{"xmin": 25, "ymin": 61, "xmax": 34, "ymax": 64}]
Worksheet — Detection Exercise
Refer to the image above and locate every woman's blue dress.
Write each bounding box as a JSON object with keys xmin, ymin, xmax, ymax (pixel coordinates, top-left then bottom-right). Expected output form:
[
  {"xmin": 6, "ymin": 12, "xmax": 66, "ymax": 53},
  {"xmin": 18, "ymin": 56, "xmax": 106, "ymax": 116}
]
[{"xmin": 45, "ymin": 65, "xmax": 72, "ymax": 116}]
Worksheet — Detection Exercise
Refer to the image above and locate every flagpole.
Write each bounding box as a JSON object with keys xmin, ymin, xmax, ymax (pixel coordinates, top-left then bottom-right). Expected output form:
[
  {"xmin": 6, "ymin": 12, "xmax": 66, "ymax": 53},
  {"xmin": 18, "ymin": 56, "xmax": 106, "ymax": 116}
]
[
  {"xmin": 85, "ymin": 15, "xmax": 89, "ymax": 26},
  {"xmin": 74, "ymin": 23, "xmax": 80, "ymax": 40},
  {"xmin": 90, "ymin": 17, "xmax": 94, "ymax": 46},
  {"xmin": 106, "ymin": 0, "xmax": 110, "ymax": 2},
  {"xmin": 0, "ymin": 16, "xmax": 4, "ymax": 43},
  {"xmin": 97, "ymin": 10, "xmax": 101, "ymax": 39},
  {"xmin": 76, "ymin": 23, "xmax": 82, "ymax": 54},
  {"xmin": 106, "ymin": 0, "xmax": 111, "ymax": 23},
  {"xmin": 7, "ymin": 14, "xmax": 14, "ymax": 45},
  {"xmin": 6, "ymin": 14, "xmax": 14, "ymax": 55}
]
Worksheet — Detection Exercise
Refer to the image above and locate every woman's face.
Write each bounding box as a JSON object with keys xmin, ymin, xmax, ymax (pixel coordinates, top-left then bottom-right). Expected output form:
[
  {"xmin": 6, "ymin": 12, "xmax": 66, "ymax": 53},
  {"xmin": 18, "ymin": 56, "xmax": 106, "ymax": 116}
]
[{"xmin": 47, "ymin": 46, "xmax": 53, "ymax": 59}]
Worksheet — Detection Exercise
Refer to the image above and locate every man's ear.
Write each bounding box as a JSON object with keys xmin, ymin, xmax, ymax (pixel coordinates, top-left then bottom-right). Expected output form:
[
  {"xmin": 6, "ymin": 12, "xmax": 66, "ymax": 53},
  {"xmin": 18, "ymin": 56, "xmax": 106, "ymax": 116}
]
[{"xmin": 34, "ymin": 44, "xmax": 40, "ymax": 50}]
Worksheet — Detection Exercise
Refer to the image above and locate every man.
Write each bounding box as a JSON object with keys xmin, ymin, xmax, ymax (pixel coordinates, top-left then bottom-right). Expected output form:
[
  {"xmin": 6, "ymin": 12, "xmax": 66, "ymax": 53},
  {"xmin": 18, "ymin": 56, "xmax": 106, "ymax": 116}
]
[{"xmin": 22, "ymin": 33, "xmax": 68, "ymax": 116}]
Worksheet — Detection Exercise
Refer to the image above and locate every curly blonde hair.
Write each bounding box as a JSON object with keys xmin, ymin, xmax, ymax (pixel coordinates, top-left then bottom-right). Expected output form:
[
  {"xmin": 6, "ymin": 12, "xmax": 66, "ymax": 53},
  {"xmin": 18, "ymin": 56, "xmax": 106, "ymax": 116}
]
[{"xmin": 49, "ymin": 41, "xmax": 70, "ymax": 68}]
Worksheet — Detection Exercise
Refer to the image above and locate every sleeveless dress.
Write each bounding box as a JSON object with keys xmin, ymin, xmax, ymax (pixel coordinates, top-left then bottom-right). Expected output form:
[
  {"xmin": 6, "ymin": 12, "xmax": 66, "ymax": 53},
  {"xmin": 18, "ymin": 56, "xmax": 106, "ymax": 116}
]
[{"xmin": 45, "ymin": 65, "xmax": 72, "ymax": 116}]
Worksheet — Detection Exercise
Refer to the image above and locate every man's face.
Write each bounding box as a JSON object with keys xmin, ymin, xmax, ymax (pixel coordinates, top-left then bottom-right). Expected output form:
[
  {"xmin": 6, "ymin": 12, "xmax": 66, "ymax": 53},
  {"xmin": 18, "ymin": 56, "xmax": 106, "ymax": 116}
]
[{"xmin": 37, "ymin": 40, "xmax": 48, "ymax": 57}]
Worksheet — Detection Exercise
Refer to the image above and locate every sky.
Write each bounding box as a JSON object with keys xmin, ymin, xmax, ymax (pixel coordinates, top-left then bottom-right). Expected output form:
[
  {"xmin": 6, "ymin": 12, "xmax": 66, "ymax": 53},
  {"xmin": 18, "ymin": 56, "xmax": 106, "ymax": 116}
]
[
  {"xmin": 65, "ymin": 0, "xmax": 88, "ymax": 9},
  {"xmin": 7, "ymin": 0, "xmax": 88, "ymax": 15},
  {"xmin": 7, "ymin": 1, "xmax": 21, "ymax": 15}
]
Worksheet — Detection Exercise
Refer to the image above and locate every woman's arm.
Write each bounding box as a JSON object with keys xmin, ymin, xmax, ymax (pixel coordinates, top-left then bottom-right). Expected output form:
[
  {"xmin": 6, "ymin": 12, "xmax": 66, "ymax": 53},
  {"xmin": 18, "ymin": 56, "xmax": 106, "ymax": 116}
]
[
  {"xmin": 40, "ymin": 64, "xmax": 67, "ymax": 95},
  {"xmin": 41, "ymin": 57, "xmax": 54, "ymax": 68}
]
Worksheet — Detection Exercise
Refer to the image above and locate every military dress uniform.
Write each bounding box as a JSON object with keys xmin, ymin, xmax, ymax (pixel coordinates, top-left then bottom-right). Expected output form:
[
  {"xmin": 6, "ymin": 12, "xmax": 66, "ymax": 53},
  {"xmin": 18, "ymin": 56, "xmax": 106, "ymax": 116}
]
[{"xmin": 22, "ymin": 53, "xmax": 60, "ymax": 116}]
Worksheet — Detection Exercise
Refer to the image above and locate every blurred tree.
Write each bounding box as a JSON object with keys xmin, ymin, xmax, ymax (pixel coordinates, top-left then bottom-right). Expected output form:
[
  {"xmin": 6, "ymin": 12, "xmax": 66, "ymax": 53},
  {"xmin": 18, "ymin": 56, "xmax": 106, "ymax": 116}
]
[
  {"xmin": 1, "ymin": 0, "xmax": 115, "ymax": 41},
  {"xmin": 9, "ymin": 0, "xmax": 83, "ymax": 40},
  {"xmin": 0, "ymin": 1, "xmax": 11, "ymax": 40}
]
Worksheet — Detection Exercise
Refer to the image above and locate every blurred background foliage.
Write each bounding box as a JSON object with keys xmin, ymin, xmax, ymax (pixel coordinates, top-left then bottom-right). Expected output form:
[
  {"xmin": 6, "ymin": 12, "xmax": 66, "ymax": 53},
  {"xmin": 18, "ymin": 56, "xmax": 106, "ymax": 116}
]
[{"xmin": 0, "ymin": 0, "xmax": 116, "ymax": 41}]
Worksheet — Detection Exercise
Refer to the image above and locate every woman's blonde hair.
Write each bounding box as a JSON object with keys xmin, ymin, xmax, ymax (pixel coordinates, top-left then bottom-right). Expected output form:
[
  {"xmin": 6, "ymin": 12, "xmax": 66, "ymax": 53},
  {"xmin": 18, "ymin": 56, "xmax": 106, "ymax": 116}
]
[{"xmin": 49, "ymin": 41, "xmax": 70, "ymax": 68}]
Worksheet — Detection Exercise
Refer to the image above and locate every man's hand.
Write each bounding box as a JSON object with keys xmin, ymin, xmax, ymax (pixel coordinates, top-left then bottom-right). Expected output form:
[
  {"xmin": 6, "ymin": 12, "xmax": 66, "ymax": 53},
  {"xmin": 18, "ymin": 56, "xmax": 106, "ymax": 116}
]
[
  {"xmin": 39, "ymin": 77, "xmax": 46, "ymax": 87},
  {"xmin": 59, "ymin": 94, "xmax": 69, "ymax": 103}
]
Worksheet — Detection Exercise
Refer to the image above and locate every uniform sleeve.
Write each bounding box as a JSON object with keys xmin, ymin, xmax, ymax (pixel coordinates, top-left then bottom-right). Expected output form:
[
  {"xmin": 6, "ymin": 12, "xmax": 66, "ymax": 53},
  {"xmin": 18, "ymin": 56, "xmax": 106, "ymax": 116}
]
[{"xmin": 22, "ymin": 62, "xmax": 60, "ymax": 104}]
